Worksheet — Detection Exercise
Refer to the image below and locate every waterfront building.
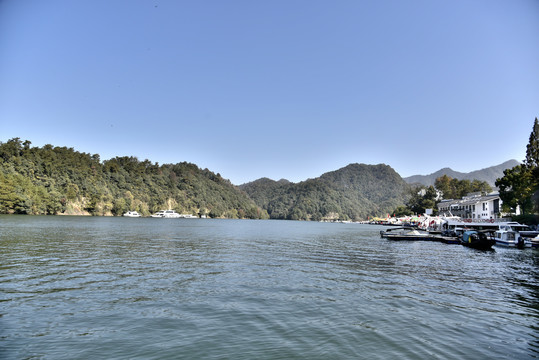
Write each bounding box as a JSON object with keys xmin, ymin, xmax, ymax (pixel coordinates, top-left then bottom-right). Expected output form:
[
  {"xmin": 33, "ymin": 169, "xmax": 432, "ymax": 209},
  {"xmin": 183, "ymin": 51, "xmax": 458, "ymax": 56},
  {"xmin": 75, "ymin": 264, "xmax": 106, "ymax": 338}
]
[{"xmin": 437, "ymin": 192, "xmax": 513, "ymax": 220}]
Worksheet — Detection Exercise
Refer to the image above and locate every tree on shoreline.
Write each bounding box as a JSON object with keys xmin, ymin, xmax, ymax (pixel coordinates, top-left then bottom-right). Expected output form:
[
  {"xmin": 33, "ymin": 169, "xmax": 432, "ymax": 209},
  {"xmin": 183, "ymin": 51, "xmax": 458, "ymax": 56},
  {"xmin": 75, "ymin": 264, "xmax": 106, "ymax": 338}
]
[{"xmin": 496, "ymin": 117, "xmax": 539, "ymax": 214}]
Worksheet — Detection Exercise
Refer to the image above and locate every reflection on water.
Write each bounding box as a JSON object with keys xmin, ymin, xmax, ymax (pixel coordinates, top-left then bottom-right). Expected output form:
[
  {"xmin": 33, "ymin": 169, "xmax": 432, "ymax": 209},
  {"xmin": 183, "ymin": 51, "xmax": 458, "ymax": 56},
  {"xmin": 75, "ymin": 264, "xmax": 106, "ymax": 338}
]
[{"xmin": 1, "ymin": 215, "xmax": 538, "ymax": 359}]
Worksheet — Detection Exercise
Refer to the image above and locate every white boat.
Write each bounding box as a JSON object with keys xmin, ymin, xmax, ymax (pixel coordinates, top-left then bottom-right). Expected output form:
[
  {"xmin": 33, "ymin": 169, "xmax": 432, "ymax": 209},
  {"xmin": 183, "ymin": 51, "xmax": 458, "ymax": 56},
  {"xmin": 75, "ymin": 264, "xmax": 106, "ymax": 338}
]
[
  {"xmin": 494, "ymin": 222, "xmax": 538, "ymax": 248},
  {"xmin": 380, "ymin": 227, "xmax": 436, "ymax": 241},
  {"xmin": 493, "ymin": 228, "xmax": 532, "ymax": 248},
  {"xmin": 503, "ymin": 223, "xmax": 539, "ymax": 244},
  {"xmin": 151, "ymin": 210, "xmax": 166, "ymax": 218},
  {"xmin": 123, "ymin": 211, "xmax": 141, "ymax": 217},
  {"xmin": 163, "ymin": 210, "xmax": 182, "ymax": 218},
  {"xmin": 151, "ymin": 210, "xmax": 182, "ymax": 218},
  {"xmin": 151, "ymin": 210, "xmax": 200, "ymax": 219}
]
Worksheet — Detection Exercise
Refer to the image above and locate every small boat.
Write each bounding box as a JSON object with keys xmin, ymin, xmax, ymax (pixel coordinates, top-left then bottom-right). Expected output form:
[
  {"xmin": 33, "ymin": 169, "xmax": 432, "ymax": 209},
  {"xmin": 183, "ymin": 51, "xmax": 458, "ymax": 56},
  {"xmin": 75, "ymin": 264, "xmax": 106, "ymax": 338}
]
[
  {"xmin": 493, "ymin": 228, "xmax": 532, "ymax": 248},
  {"xmin": 161, "ymin": 210, "xmax": 182, "ymax": 218},
  {"xmin": 461, "ymin": 230, "xmax": 495, "ymax": 250},
  {"xmin": 151, "ymin": 210, "xmax": 166, "ymax": 218},
  {"xmin": 502, "ymin": 223, "xmax": 539, "ymax": 248},
  {"xmin": 380, "ymin": 227, "xmax": 435, "ymax": 241},
  {"xmin": 123, "ymin": 211, "xmax": 141, "ymax": 217}
]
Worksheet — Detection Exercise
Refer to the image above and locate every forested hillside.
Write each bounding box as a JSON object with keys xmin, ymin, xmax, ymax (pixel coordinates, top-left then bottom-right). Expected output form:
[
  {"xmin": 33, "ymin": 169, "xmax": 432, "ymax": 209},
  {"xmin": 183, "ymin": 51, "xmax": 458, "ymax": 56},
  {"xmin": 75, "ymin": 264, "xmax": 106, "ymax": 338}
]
[
  {"xmin": 0, "ymin": 138, "xmax": 268, "ymax": 218},
  {"xmin": 240, "ymin": 164, "xmax": 409, "ymax": 221}
]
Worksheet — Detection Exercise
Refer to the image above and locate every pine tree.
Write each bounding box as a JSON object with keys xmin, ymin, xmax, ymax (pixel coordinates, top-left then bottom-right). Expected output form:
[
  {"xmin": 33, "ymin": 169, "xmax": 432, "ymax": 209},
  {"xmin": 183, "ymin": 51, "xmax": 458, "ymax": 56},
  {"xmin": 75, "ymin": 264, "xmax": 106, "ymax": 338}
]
[
  {"xmin": 525, "ymin": 117, "xmax": 539, "ymax": 168},
  {"xmin": 525, "ymin": 117, "xmax": 539, "ymax": 212}
]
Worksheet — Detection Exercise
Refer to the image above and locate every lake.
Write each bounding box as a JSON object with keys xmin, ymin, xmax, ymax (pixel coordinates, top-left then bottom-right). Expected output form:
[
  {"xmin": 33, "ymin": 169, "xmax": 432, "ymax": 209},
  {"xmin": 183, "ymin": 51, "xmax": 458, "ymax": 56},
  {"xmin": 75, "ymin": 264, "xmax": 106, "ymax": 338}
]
[{"xmin": 1, "ymin": 216, "xmax": 538, "ymax": 359}]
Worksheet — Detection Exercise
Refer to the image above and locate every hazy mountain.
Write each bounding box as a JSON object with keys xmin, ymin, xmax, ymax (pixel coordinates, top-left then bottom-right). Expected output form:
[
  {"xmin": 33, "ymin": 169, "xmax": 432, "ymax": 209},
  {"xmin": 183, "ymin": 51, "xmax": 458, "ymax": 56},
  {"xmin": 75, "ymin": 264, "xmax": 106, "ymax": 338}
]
[
  {"xmin": 403, "ymin": 160, "xmax": 520, "ymax": 187},
  {"xmin": 240, "ymin": 164, "xmax": 409, "ymax": 221}
]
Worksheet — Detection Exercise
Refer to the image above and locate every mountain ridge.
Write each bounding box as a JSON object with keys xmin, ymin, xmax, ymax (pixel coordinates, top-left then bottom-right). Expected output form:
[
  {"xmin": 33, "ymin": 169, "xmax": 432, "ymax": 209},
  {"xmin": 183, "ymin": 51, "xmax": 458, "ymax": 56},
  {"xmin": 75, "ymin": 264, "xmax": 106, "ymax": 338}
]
[
  {"xmin": 1, "ymin": 138, "xmax": 520, "ymax": 220},
  {"xmin": 241, "ymin": 161, "xmax": 518, "ymax": 187},
  {"xmin": 402, "ymin": 160, "xmax": 519, "ymax": 187}
]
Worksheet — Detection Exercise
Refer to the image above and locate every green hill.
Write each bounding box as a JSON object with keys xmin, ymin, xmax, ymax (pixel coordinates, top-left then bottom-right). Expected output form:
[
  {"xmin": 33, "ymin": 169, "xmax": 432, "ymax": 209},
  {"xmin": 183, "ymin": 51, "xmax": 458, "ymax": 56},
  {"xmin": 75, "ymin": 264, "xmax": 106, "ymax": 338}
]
[
  {"xmin": 240, "ymin": 164, "xmax": 409, "ymax": 221},
  {"xmin": 0, "ymin": 138, "xmax": 268, "ymax": 218}
]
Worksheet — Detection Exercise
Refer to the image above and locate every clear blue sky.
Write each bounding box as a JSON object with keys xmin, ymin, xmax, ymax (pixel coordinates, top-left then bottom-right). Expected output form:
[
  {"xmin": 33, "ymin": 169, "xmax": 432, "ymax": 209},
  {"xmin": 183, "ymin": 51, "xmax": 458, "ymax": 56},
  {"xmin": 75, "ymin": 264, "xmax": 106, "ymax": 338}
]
[{"xmin": 1, "ymin": 0, "xmax": 538, "ymax": 184}]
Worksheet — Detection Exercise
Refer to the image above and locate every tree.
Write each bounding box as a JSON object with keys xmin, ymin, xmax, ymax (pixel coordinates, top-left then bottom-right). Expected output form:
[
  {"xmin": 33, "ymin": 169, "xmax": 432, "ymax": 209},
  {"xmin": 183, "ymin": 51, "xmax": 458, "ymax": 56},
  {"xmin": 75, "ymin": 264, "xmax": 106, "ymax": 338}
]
[
  {"xmin": 0, "ymin": 173, "xmax": 25, "ymax": 213},
  {"xmin": 496, "ymin": 118, "xmax": 539, "ymax": 214},
  {"xmin": 525, "ymin": 117, "xmax": 539, "ymax": 168},
  {"xmin": 525, "ymin": 118, "xmax": 539, "ymax": 212},
  {"xmin": 470, "ymin": 179, "xmax": 492, "ymax": 195},
  {"xmin": 393, "ymin": 205, "xmax": 413, "ymax": 217},
  {"xmin": 434, "ymin": 175, "xmax": 452, "ymax": 199},
  {"xmin": 435, "ymin": 175, "xmax": 492, "ymax": 200},
  {"xmin": 497, "ymin": 164, "xmax": 534, "ymax": 214},
  {"xmin": 66, "ymin": 183, "xmax": 79, "ymax": 200},
  {"xmin": 406, "ymin": 185, "xmax": 437, "ymax": 215},
  {"xmin": 0, "ymin": 138, "xmax": 23, "ymax": 161}
]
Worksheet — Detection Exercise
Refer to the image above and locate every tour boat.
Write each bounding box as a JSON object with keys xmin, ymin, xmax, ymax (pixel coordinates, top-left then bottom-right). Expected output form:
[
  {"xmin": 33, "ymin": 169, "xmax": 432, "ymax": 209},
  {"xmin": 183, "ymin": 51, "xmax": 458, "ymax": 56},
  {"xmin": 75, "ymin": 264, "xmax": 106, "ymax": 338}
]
[
  {"xmin": 151, "ymin": 210, "xmax": 182, "ymax": 218},
  {"xmin": 123, "ymin": 211, "xmax": 141, "ymax": 217},
  {"xmin": 151, "ymin": 210, "xmax": 165, "ymax": 218}
]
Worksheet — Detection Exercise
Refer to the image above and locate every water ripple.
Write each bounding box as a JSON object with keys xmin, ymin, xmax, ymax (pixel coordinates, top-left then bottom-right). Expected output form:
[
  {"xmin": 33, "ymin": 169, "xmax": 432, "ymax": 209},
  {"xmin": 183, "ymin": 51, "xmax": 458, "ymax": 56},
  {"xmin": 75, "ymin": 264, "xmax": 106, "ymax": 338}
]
[{"xmin": 1, "ymin": 217, "xmax": 538, "ymax": 359}]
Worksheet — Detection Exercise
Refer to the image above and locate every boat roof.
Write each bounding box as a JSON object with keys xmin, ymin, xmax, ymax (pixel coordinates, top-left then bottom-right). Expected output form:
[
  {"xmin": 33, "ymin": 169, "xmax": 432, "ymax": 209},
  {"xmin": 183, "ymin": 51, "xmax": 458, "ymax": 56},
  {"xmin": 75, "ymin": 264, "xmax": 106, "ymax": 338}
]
[
  {"xmin": 384, "ymin": 226, "xmax": 422, "ymax": 232},
  {"xmin": 447, "ymin": 220, "xmax": 499, "ymax": 227}
]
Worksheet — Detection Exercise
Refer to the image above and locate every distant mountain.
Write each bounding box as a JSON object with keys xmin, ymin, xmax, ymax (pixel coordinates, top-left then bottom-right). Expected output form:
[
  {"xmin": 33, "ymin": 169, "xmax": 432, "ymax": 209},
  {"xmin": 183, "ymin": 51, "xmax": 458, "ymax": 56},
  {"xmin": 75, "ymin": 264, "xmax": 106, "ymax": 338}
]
[
  {"xmin": 403, "ymin": 160, "xmax": 520, "ymax": 187},
  {"xmin": 240, "ymin": 164, "xmax": 408, "ymax": 221}
]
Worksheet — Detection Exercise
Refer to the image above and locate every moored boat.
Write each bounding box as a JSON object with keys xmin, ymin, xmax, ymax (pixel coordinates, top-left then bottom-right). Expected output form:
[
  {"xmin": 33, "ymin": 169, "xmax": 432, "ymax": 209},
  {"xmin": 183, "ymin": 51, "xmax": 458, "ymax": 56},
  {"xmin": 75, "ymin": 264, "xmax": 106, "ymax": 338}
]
[
  {"xmin": 461, "ymin": 230, "xmax": 495, "ymax": 250},
  {"xmin": 151, "ymin": 210, "xmax": 166, "ymax": 218},
  {"xmin": 151, "ymin": 210, "xmax": 198, "ymax": 218},
  {"xmin": 162, "ymin": 210, "xmax": 182, "ymax": 218},
  {"xmin": 380, "ymin": 227, "xmax": 436, "ymax": 241},
  {"xmin": 123, "ymin": 211, "xmax": 141, "ymax": 217},
  {"xmin": 501, "ymin": 223, "xmax": 539, "ymax": 247},
  {"xmin": 493, "ymin": 228, "xmax": 532, "ymax": 248}
]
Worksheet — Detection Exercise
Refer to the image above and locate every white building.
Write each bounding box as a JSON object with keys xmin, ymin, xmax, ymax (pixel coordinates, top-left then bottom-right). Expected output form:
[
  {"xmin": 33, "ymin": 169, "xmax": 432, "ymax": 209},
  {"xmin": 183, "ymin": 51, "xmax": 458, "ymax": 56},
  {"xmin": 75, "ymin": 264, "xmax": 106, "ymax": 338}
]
[{"xmin": 437, "ymin": 192, "xmax": 506, "ymax": 220}]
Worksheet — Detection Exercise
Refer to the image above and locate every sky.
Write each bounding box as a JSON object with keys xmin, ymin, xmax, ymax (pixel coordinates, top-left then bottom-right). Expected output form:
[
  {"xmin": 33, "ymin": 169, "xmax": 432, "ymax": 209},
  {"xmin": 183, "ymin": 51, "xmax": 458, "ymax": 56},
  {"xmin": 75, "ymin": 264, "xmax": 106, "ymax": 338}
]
[{"xmin": 1, "ymin": 0, "xmax": 538, "ymax": 185}]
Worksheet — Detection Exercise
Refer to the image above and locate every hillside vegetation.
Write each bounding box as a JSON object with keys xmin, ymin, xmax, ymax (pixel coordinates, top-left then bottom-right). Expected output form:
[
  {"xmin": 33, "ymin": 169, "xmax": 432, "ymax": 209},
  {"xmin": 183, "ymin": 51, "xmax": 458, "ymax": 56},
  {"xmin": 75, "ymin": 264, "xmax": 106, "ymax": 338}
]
[
  {"xmin": 2, "ymin": 137, "xmax": 512, "ymax": 221},
  {"xmin": 0, "ymin": 138, "xmax": 268, "ymax": 218},
  {"xmin": 240, "ymin": 164, "xmax": 409, "ymax": 221}
]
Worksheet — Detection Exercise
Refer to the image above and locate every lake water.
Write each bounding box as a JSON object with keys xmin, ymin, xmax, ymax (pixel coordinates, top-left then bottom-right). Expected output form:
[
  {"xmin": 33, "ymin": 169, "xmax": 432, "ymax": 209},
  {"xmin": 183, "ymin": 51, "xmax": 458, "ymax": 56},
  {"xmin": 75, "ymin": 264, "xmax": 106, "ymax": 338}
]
[{"xmin": 1, "ymin": 216, "xmax": 538, "ymax": 359}]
